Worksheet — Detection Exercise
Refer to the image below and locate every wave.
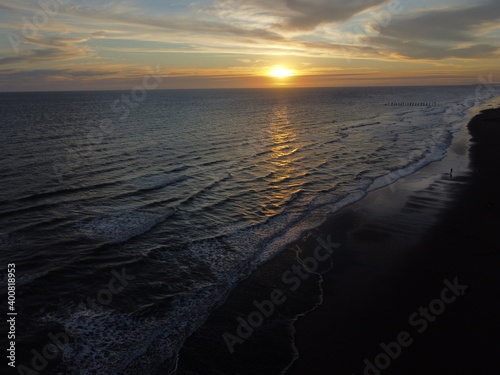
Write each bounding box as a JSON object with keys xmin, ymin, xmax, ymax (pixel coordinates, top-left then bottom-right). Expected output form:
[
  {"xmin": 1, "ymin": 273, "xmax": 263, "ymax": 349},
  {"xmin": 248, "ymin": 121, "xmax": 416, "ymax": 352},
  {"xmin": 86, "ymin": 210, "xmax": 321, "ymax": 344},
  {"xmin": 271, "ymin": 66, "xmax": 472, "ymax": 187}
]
[
  {"xmin": 341, "ymin": 121, "xmax": 380, "ymax": 131},
  {"xmin": 0, "ymin": 269, "xmax": 49, "ymax": 289},
  {"xmin": 9, "ymin": 87, "xmax": 498, "ymax": 375},
  {"xmin": 77, "ymin": 209, "xmax": 174, "ymax": 244},
  {"xmin": 38, "ymin": 186, "xmax": 374, "ymax": 373},
  {"xmin": 126, "ymin": 175, "xmax": 188, "ymax": 191},
  {"xmin": 176, "ymin": 172, "xmax": 235, "ymax": 206},
  {"xmin": 0, "ymin": 181, "xmax": 118, "ymax": 206}
]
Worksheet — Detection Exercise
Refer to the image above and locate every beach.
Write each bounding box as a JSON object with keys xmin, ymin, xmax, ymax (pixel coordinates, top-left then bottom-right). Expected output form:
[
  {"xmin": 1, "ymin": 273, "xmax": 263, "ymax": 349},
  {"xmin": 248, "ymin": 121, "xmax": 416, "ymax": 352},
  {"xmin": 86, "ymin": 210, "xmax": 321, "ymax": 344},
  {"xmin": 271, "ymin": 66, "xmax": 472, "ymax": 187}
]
[
  {"xmin": 2, "ymin": 1, "xmax": 500, "ymax": 373},
  {"xmin": 2, "ymin": 89, "xmax": 498, "ymax": 375},
  {"xmin": 287, "ymin": 107, "xmax": 500, "ymax": 375},
  {"xmin": 174, "ymin": 107, "xmax": 500, "ymax": 375}
]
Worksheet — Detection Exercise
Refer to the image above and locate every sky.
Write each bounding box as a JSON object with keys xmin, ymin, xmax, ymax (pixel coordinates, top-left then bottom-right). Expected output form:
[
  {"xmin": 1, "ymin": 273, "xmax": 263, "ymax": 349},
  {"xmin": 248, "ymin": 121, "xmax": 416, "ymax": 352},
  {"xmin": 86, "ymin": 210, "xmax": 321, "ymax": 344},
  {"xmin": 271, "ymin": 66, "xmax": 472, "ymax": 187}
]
[{"xmin": 0, "ymin": 0, "xmax": 499, "ymax": 91}]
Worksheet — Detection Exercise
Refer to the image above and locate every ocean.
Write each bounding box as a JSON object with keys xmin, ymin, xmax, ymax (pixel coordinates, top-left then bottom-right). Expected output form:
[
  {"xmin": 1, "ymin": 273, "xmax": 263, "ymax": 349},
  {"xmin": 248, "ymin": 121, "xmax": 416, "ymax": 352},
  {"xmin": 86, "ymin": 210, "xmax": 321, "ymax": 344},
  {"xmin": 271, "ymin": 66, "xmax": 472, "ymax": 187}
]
[{"xmin": 0, "ymin": 86, "xmax": 495, "ymax": 374}]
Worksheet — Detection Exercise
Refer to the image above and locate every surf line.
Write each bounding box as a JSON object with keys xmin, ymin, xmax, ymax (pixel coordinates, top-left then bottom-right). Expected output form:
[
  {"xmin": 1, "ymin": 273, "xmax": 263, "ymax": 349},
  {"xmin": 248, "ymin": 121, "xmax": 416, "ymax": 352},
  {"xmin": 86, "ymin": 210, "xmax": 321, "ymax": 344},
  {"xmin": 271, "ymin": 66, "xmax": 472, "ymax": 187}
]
[{"xmin": 222, "ymin": 235, "xmax": 341, "ymax": 354}]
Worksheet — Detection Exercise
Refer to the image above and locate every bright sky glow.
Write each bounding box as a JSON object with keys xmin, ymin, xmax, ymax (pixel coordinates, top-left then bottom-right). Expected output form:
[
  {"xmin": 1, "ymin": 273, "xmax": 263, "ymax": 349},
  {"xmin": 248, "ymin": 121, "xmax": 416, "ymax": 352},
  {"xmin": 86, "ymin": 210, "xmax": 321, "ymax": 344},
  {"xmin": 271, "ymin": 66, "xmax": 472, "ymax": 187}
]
[
  {"xmin": 0, "ymin": 0, "xmax": 499, "ymax": 91},
  {"xmin": 269, "ymin": 67, "xmax": 294, "ymax": 78}
]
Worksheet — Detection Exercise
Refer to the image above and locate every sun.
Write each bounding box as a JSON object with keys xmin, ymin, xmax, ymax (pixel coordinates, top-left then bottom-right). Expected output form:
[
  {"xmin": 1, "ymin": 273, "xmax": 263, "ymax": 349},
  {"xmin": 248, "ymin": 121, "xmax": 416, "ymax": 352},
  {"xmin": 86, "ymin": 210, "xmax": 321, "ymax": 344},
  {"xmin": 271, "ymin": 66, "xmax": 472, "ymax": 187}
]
[{"xmin": 269, "ymin": 66, "xmax": 294, "ymax": 78}]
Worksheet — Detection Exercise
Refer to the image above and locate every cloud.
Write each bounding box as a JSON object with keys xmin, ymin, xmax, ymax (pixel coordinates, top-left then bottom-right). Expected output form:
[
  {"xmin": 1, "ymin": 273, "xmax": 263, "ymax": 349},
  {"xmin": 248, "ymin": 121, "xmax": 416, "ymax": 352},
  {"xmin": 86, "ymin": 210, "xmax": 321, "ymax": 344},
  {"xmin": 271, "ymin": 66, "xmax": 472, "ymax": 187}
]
[
  {"xmin": 372, "ymin": 37, "xmax": 499, "ymax": 60},
  {"xmin": 0, "ymin": 36, "xmax": 91, "ymax": 65},
  {"xmin": 91, "ymin": 30, "xmax": 107, "ymax": 38},
  {"xmin": 210, "ymin": 0, "xmax": 391, "ymax": 31},
  {"xmin": 280, "ymin": 0, "xmax": 390, "ymax": 30},
  {"xmin": 1, "ymin": 0, "xmax": 499, "ymax": 91},
  {"xmin": 1, "ymin": 0, "xmax": 390, "ymax": 62},
  {"xmin": 366, "ymin": 1, "xmax": 500, "ymax": 60},
  {"xmin": 380, "ymin": 1, "xmax": 500, "ymax": 42},
  {"xmin": 0, "ymin": 62, "xmax": 164, "ymax": 89}
]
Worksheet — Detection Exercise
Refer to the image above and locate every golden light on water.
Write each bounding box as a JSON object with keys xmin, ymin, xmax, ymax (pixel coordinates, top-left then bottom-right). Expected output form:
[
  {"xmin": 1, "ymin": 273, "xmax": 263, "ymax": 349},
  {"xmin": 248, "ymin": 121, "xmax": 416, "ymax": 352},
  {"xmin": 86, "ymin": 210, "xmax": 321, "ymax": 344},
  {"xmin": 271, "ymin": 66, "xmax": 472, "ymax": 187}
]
[
  {"xmin": 259, "ymin": 104, "xmax": 301, "ymax": 216},
  {"xmin": 268, "ymin": 66, "xmax": 294, "ymax": 78}
]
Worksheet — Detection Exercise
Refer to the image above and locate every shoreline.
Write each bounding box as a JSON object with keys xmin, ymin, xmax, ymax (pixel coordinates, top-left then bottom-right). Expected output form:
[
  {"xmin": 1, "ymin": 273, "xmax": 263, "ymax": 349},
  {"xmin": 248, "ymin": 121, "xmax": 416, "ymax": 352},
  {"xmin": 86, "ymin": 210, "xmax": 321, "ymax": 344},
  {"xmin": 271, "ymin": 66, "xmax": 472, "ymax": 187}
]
[
  {"xmin": 287, "ymin": 107, "xmax": 500, "ymax": 374},
  {"xmin": 172, "ymin": 106, "xmax": 500, "ymax": 375}
]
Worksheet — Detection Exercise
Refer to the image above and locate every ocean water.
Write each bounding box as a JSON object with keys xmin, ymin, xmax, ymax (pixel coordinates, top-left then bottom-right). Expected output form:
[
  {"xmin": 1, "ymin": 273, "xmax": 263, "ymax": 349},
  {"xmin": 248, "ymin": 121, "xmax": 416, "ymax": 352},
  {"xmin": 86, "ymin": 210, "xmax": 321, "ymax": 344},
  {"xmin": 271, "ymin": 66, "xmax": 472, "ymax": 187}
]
[{"xmin": 0, "ymin": 86, "xmax": 494, "ymax": 374}]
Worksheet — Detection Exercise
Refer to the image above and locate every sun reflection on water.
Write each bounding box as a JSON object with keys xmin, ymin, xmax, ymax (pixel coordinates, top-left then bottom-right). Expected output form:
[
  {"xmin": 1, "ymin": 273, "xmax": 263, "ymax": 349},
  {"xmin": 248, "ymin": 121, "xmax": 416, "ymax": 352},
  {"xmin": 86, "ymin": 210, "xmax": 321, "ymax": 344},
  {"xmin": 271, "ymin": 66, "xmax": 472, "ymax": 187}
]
[{"xmin": 258, "ymin": 104, "xmax": 304, "ymax": 217}]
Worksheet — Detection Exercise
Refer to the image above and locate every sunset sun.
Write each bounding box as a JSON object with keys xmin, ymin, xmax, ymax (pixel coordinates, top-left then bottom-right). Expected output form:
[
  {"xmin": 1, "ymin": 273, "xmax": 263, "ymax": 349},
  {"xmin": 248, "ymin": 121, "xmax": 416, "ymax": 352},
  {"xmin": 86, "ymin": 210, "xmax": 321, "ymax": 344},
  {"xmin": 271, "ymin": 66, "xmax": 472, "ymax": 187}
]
[{"xmin": 269, "ymin": 66, "xmax": 294, "ymax": 78}]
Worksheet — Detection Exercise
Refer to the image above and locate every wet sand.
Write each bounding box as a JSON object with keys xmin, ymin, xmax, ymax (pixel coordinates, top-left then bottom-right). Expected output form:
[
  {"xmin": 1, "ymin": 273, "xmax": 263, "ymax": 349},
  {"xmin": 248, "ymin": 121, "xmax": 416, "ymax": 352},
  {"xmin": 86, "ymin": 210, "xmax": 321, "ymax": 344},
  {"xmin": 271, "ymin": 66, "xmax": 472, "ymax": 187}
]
[
  {"xmin": 287, "ymin": 108, "xmax": 500, "ymax": 375},
  {"xmin": 173, "ymin": 108, "xmax": 500, "ymax": 375}
]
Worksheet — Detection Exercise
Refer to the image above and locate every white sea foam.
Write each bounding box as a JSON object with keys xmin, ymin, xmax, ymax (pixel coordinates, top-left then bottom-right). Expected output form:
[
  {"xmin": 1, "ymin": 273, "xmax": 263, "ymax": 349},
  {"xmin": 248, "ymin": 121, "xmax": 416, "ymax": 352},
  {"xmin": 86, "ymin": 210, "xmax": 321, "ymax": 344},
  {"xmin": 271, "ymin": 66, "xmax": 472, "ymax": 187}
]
[
  {"xmin": 0, "ymin": 269, "xmax": 48, "ymax": 288},
  {"xmin": 16, "ymin": 87, "xmax": 498, "ymax": 375},
  {"xmin": 78, "ymin": 209, "xmax": 172, "ymax": 244}
]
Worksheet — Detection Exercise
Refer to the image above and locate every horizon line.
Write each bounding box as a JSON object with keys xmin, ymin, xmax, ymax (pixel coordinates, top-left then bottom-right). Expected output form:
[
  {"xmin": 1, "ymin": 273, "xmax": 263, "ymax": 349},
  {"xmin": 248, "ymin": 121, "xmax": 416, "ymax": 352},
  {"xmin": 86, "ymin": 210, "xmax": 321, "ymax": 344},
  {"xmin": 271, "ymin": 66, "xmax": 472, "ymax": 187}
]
[{"xmin": 0, "ymin": 82, "xmax": 482, "ymax": 94}]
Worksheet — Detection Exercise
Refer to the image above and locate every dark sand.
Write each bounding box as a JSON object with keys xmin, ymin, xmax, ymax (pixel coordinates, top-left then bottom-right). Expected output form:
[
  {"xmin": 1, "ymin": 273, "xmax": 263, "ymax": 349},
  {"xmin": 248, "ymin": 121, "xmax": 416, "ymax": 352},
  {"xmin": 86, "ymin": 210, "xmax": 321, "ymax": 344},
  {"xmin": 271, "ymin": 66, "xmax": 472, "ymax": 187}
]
[
  {"xmin": 287, "ymin": 108, "xmax": 500, "ymax": 375},
  {"xmin": 174, "ymin": 108, "xmax": 500, "ymax": 375}
]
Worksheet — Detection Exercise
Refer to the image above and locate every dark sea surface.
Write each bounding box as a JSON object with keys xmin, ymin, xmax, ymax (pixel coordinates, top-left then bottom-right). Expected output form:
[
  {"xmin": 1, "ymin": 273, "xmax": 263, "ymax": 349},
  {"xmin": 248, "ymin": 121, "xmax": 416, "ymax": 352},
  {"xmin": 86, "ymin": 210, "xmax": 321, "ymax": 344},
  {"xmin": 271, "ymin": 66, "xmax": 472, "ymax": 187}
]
[{"xmin": 0, "ymin": 86, "xmax": 494, "ymax": 374}]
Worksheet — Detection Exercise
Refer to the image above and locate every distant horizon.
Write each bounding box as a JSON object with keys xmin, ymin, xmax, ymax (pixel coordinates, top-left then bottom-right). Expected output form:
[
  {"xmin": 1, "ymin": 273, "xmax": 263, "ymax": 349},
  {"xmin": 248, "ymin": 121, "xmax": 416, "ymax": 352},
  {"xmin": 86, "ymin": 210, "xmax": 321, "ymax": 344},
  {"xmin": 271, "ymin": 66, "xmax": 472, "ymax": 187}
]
[
  {"xmin": 0, "ymin": 82, "xmax": 488, "ymax": 94},
  {"xmin": 1, "ymin": 0, "xmax": 499, "ymax": 92}
]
